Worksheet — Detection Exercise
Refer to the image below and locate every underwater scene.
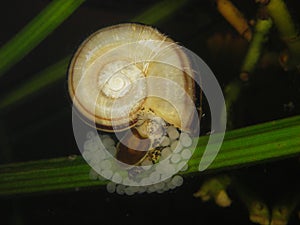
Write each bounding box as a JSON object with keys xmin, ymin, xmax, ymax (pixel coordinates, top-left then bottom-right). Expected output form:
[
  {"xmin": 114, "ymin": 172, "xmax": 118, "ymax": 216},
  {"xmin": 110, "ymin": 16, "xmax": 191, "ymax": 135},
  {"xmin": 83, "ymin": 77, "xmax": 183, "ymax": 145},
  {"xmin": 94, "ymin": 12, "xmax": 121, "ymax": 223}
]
[{"xmin": 0, "ymin": 0, "xmax": 300, "ymax": 225}]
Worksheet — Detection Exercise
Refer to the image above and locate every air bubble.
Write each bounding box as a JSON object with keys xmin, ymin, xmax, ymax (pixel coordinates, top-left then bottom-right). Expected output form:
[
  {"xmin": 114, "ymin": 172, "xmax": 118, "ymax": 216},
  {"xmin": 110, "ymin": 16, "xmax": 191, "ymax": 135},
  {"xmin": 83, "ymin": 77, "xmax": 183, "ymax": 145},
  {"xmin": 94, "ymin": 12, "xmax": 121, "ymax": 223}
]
[
  {"xmin": 170, "ymin": 140, "xmax": 183, "ymax": 153},
  {"xmin": 167, "ymin": 180, "xmax": 176, "ymax": 190},
  {"xmin": 147, "ymin": 185, "xmax": 157, "ymax": 193},
  {"xmin": 181, "ymin": 148, "xmax": 192, "ymax": 160},
  {"xmin": 170, "ymin": 153, "xmax": 181, "ymax": 164},
  {"xmin": 86, "ymin": 131, "xmax": 96, "ymax": 139},
  {"xmin": 160, "ymin": 136, "xmax": 170, "ymax": 146},
  {"xmin": 154, "ymin": 181, "xmax": 165, "ymax": 190},
  {"xmin": 171, "ymin": 175, "xmax": 184, "ymax": 187},
  {"xmin": 138, "ymin": 186, "xmax": 147, "ymax": 194},
  {"xmin": 167, "ymin": 126, "xmax": 179, "ymax": 140},
  {"xmin": 106, "ymin": 146, "xmax": 117, "ymax": 156},
  {"xmin": 82, "ymin": 150, "xmax": 94, "ymax": 162},
  {"xmin": 178, "ymin": 161, "xmax": 189, "ymax": 172},
  {"xmin": 161, "ymin": 147, "xmax": 172, "ymax": 160},
  {"xmin": 112, "ymin": 172, "xmax": 123, "ymax": 183},
  {"xmin": 124, "ymin": 187, "xmax": 135, "ymax": 196},
  {"xmin": 180, "ymin": 132, "xmax": 193, "ymax": 147},
  {"xmin": 157, "ymin": 162, "xmax": 176, "ymax": 175},
  {"xmin": 100, "ymin": 159, "xmax": 112, "ymax": 170},
  {"xmin": 102, "ymin": 137, "xmax": 115, "ymax": 148},
  {"xmin": 149, "ymin": 171, "xmax": 160, "ymax": 183},
  {"xmin": 116, "ymin": 184, "xmax": 125, "ymax": 195},
  {"xmin": 106, "ymin": 182, "xmax": 116, "ymax": 193},
  {"xmin": 102, "ymin": 169, "xmax": 113, "ymax": 179},
  {"xmin": 83, "ymin": 140, "xmax": 98, "ymax": 152}
]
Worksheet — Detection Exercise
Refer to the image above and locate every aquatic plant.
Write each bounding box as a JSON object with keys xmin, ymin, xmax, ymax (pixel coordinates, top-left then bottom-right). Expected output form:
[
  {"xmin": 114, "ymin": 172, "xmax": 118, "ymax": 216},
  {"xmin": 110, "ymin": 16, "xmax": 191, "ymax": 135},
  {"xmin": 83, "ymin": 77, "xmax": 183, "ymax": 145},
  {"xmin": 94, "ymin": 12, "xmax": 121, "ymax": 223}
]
[{"xmin": 0, "ymin": 0, "xmax": 299, "ymax": 224}]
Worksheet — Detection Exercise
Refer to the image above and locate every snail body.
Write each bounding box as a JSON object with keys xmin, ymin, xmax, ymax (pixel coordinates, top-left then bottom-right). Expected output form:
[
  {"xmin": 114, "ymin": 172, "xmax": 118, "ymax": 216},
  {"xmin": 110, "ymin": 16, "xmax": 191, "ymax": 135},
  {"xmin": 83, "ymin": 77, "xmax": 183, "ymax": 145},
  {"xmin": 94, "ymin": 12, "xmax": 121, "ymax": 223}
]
[{"xmin": 68, "ymin": 23, "xmax": 198, "ymax": 165}]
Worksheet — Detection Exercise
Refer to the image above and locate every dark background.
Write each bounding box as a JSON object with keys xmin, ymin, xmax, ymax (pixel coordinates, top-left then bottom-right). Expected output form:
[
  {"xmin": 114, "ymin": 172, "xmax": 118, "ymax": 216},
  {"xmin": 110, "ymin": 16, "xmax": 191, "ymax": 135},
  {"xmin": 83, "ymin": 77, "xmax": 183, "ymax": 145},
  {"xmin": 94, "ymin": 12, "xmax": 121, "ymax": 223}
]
[{"xmin": 0, "ymin": 0, "xmax": 300, "ymax": 224}]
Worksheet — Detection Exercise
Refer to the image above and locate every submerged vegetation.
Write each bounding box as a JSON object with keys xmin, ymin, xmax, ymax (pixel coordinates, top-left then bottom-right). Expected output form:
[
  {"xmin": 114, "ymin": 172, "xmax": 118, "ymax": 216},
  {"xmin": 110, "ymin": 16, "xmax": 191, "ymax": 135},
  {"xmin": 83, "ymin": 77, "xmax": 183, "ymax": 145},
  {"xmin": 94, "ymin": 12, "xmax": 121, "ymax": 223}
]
[{"xmin": 0, "ymin": 0, "xmax": 299, "ymax": 225}]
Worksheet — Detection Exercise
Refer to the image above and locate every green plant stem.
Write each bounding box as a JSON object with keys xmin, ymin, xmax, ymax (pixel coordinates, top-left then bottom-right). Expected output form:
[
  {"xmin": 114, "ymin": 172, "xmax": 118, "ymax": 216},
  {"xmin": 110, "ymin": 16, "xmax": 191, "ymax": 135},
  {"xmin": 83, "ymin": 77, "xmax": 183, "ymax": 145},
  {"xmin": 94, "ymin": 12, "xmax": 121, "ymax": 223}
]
[
  {"xmin": 0, "ymin": 0, "xmax": 85, "ymax": 77},
  {"xmin": 266, "ymin": 0, "xmax": 297, "ymax": 39},
  {"xmin": 222, "ymin": 79, "xmax": 243, "ymax": 129},
  {"xmin": 0, "ymin": 115, "xmax": 300, "ymax": 196},
  {"xmin": 224, "ymin": 18, "xmax": 272, "ymax": 129},
  {"xmin": 240, "ymin": 18, "xmax": 273, "ymax": 80},
  {"xmin": 0, "ymin": 57, "xmax": 71, "ymax": 109},
  {"xmin": 0, "ymin": 0, "xmax": 189, "ymax": 110},
  {"xmin": 0, "ymin": 57, "xmax": 71, "ymax": 110},
  {"xmin": 266, "ymin": 0, "xmax": 300, "ymax": 71}
]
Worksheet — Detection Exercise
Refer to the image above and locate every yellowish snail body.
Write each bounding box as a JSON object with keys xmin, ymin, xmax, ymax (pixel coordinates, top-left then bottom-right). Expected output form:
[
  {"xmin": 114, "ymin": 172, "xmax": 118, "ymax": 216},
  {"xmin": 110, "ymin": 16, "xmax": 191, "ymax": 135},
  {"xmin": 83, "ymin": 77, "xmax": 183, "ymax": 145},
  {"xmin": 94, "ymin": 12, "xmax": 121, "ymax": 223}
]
[{"xmin": 68, "ymin": 23, "xmax": 198, "ymax": 166}]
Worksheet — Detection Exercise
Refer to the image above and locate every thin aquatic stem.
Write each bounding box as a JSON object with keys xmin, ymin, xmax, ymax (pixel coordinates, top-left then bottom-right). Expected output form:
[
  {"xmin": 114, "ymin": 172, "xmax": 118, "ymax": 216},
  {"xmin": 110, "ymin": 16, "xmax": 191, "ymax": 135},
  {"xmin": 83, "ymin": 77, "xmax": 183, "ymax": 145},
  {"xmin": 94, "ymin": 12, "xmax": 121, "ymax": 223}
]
[
  {"xmin": 266, "ymin": 0, "xmax": 300, "ymax": 71},
  {"xmin": 216, "ymin": 0, "xmax": 252, "ymax": 41},
  {"xmin": 240, "ymin": 18, "xmax": 273, "ymax": 81}
]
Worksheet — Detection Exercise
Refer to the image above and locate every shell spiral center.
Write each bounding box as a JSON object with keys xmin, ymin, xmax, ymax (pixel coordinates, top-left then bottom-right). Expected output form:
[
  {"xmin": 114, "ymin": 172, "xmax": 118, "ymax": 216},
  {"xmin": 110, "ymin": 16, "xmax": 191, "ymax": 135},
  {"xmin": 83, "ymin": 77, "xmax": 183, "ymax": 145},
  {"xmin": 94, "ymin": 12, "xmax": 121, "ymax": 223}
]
[{"xmin": 99, "ymin": 60, "xmax": 144, "ymax": 99}]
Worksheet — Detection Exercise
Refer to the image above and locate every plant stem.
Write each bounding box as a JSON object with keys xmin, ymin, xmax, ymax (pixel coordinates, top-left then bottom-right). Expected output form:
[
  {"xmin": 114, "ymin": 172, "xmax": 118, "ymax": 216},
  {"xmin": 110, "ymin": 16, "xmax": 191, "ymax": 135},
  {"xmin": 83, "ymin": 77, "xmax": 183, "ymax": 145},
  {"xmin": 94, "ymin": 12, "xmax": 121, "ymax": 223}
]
[
  {"xmin": 1, "ymin": 115, "xmax": 300, "ymax": 196},
  {"xmin": 0, "ymin": 56, "xmax": 70, "ymax": 110},
  {"xmin": 224, "ymin": 18, "xmax": 272, "ymax": 128},
  {"xmin": 216, "ymin": 0, "xmax": 252, "ymax": 41},
  {"xmin": 0, "ymin": 0, "xmax": 85, "ymax": 77},
  {"xmin": 240, "ymin": 18, "xmax": 273, "ymax": 81},
  {"xmin": 266, "ymin": 0, "xmax": 300, "ymax": 71},
  {"xmin": 266, "ymin": 0, "xmax": 297, "ymax": 39},
  {"xmin": 222, "ymin": 79, "xmax": 243, "ymax": 129}
]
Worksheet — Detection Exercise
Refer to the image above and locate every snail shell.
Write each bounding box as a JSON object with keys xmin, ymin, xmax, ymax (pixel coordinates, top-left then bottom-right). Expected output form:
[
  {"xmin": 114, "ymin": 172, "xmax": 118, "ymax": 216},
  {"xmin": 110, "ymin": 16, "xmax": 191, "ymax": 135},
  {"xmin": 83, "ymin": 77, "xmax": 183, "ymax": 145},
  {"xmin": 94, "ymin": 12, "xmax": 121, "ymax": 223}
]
[{"xmin": 68, "ymin": 23, "xmax": 196, "ymax": 133}]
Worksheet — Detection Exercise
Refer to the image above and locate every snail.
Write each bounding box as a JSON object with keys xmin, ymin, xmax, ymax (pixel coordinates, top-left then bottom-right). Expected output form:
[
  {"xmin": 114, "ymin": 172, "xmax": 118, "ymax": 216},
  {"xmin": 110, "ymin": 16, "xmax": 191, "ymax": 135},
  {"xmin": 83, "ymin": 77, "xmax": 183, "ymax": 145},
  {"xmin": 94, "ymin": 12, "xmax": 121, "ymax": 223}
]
[{"xmin": 68, "ymin": 23, "xmax": 199, "ymax": 165}]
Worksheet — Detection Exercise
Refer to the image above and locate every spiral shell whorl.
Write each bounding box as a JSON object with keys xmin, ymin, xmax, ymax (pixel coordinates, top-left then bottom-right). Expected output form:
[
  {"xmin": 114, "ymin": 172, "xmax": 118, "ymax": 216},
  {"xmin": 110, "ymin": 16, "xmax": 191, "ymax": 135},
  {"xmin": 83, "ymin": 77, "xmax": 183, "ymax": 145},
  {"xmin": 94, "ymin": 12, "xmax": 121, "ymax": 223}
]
[
  {"xmin": 68, "ymin": 23, "xmax": 195, "ymax": 132},
  {"xmin": 99, "ymin": 61, "xmax": 144, "ymax": 99}
]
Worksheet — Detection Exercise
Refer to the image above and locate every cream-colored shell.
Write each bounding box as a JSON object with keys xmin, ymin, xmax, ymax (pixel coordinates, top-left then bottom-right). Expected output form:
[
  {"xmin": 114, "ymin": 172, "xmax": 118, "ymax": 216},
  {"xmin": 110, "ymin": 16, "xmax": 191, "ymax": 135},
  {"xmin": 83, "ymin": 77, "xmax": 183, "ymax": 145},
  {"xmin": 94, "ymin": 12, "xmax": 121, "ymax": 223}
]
[{"xmin": 68, "ymin": 23, "xmax": 195, "ymax": 132}]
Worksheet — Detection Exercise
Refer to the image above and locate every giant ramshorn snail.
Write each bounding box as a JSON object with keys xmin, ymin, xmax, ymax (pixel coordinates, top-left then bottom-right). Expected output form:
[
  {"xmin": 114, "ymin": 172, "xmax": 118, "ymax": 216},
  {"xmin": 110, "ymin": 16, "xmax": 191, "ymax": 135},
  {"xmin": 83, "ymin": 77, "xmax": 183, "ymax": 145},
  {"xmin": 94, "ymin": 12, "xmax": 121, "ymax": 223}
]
[{"xmin": 68, "ymin": 23, "xmax": 199, "ymax": 166}]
